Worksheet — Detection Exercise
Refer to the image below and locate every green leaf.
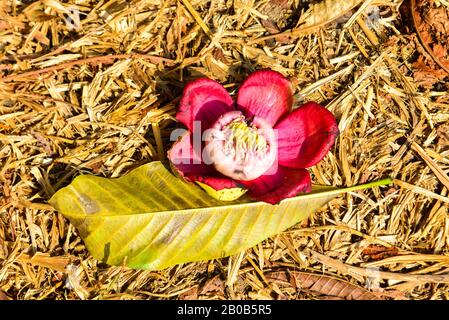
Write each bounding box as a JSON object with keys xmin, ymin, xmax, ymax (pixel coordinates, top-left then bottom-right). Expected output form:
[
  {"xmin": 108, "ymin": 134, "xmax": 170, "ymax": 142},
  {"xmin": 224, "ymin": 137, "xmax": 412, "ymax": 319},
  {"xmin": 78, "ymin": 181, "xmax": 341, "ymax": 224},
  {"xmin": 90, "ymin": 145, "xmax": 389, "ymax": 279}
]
[{"xmin": 49, "ymin": 161, "xmax": 392, "ymax": 270}]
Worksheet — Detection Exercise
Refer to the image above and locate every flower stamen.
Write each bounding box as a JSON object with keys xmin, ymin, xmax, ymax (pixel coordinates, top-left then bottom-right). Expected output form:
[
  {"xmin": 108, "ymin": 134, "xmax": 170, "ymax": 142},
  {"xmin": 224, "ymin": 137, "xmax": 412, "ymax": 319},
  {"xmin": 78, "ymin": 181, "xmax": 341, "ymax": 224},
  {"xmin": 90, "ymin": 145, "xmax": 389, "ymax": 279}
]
[
  {"xmin": 204, "ymin": 111, "xmax": 277, "ymax": 181},
  {"xmin": 223, "ymin": 118, "xmax": 267, "ymax": 160}
]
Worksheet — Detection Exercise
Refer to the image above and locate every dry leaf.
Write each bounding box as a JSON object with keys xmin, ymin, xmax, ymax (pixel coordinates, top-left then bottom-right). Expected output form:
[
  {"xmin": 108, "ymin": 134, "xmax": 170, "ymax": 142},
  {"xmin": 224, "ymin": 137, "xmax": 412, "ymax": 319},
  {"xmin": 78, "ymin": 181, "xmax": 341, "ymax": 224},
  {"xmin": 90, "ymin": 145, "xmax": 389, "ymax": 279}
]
[
  {"xmin": 65, "ymin": 264, "xmax": 89, "ymax": 300},
  {"xmin": 362, "ymin": 245, "xmax": 399, "ymax": 261},
  {"xmin": 437, "ymin": 124, "xmax": 449, "ymax": 147},
  {"xmin": 179, "ymin": 275, "xmax": 224, "ymax": 299},
  {"xmin": 297, "ymin": 0, "xmax": 364, "ymax": 31},
  {"xmin": 412, "ymin": 0, "xmax": 449, "ymax": 73},
  {"xmin": 17, "ymin": 252, "xmax": 71, "ymax": 272},
  {"xmin": 0, "ymin": 289, "xmax": 10, "ymax": 300},
  {"xmin": 412, "ymin": 56, "xmax": 448, "ymax": 88},
  {"xmin": 166, "ymin": 14, "xmax": 188, "ymax": 52},
  {"xmin": 178, "ymin": 287, "xmax": 199, "ymax": 300},
  {"xmin": 211, "ymin": 48, "xmax": 230, "ymax": 64},
  {"xmin": 259, "ymin": 0, "xmax": 291, "ymax": 31},
  {"xmin": 199, "ymin": 275, "xmax": 225, "ymax": 296},
  {"xmin": 267, "ymin": 271, "xmax": 384, "ymax": 300},
  {"xmin": 261, "ymin": 19, "xmax": 280, "ymax": 34}
]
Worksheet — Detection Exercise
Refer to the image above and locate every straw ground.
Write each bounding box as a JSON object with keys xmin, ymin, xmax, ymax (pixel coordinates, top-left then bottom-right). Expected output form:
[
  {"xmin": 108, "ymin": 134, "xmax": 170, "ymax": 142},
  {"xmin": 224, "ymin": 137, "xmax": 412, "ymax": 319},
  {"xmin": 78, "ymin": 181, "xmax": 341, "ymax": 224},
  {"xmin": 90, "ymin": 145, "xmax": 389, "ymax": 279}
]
[{"xmin": 1, "ymin": 0, "xmax": 449, "ymax": 299}]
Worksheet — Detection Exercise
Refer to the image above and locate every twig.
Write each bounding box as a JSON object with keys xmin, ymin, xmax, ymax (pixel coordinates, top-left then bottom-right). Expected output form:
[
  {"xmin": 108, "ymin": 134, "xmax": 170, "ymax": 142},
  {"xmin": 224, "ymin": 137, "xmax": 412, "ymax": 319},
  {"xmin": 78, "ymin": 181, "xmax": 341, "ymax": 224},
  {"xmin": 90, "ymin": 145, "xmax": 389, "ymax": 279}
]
[
  {"xmin": 179, "ymin": 0, "xmax": 213, "ymax": 39},
  {"xmin": 411, "ymin": 142, "xmax": 449, "ymax": 191},
  {"xmin": 393, "ymin": 179, "xmax": 449, "ymax": 204},
  {"xmin": 0, "ymin": 54, "xmax": 175, "ymax": 83},
  {"xmin": 297, "ymin": 64, "xmax": 355, "ymax": 98},
  {"xmin": 356, "ymin": 16, "xmax": 379, "ymax": 46},
  {"xmin": 7, "ymin": 93, "xmax": 80, "ymax": 108},
  {"xmin": 311, "ymin": 251, "xmax": 449, "ymax": 283}
]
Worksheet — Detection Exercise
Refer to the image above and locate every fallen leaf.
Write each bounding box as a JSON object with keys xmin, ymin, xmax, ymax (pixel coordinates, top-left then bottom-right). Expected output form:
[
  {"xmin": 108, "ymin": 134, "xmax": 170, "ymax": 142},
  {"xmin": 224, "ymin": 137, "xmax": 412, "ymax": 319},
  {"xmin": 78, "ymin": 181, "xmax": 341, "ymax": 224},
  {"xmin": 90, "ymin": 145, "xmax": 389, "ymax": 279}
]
[
  {"xmin": 267, "ymin": 271, "xmax": 384, "ymax": 300},
  {"xmin": 362, "ymin": 245, "xmax": 399, "ymax": 261},
  {"xmin": 199, "ymin": 275, "xmax": 225, "ymax": 295},
  {"xmin": 0, "ymin": 19, "xmax": 11, "ymax": 31},
  {"xmin": 178, "ymin": 287, "xmax": 199, "ymax": 300},
  {"xmin": 259, "ymin": 0, "xmax": 291, "ymax": 30},
  {"xmin": 412, "ymin": 56, "xmax": 448, "ymax": 88},
  {"xmin": 437, "ymin": 123, "xmax": 449, "ymax": 147},
  {"xmin": 0, "ymin": 289, "xmax": 10, "ymax": 300},
  {"xmin": 49, "ymin": 161, "xmax": 391, "ymax": 270},
  {"xmin": 297, "ymin": 0, "xmax": 364, "ymax": 31},
  {"xmin": 261, "ymin": 19, "xmax": 280, "ymax": 34},
  {"xmin": 211, "ymin": 48, "xmax": 230, "ymax": 64},
  {"xmin": 412, "ymin": 0, "xmax": 449, "ymax": 73},
  {"xmin": 65, "ymin": 264, "xmax": 89, "ymax": 300},
  {"xmin": 17, "ymin": 252, "xmax": 71, "ymax": 272},
  {"xmin": 166, "ymin": 14, "xmax": 188, "ymax": 52}
]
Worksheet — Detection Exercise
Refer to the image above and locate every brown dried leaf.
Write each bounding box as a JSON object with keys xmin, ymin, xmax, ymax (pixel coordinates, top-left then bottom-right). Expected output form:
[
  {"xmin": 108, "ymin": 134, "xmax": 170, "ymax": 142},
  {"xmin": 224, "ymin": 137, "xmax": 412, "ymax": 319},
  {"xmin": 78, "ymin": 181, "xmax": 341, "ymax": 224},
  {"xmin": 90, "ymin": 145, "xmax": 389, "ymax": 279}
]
[
  {"xmin": 267, "ymin": 271, "xmax": 384, "ymax": 300},
  {"xmin": 270, "ymin": 0, "xmax": 290, "ymax": 9},
  {"xmin": 199, "ymin": 275, "xmax": 225, "ymax": 296},
  {"xmin": 178, "ymin": 287, "xmax": 199, "ymax": 300},
  {"xmin": 425, "ymin": 6, "xmax": 449, "ymax": 35},
  {"xmin": 166, "ymin": 14, "xmax": 188, "ymax": 52},
  {"xmin": 259, "ymin": 0, "xmax": 291, "ymax": 30},
  {"xmin": 433, "ymin": 44, "xmax": 448, "ymax": 61},
  {"xmin": 297, "ymin": 0, "xmax": 364, "ymax": 31},
  {"xmin": 0, "ymin": 289, "xmax": 10, "ymax": 300},
  {"xmin": 437, "ymin": 124, "xmax": 449, "ymax": 147},
  {"xmin": 211, "ymin": 48, "xmax": 230, "ymax": 64},
  {"xmin": 179, "ymin": 275, "xmax": 225, "ymax": 299},
  {"xmin": 0, "ymin": 19, "xmax": 11, "ymax": 31},
  {"xmin": 412, "ymin": 0, "xmax": 449, "ymax": 72},
  {"xmin": 412, "ymin": 56, "xmax": 448, "ymax": 89},
  {"xmin": 362, "ymin": 245, "xmax": 399, "ymax": 261},
  {"xmin": 17, "ymin": 252, "xmax": 71, "ymax": 272},
  {"xmin": 261, "ymin": 19, "xmax": 280, "ymax": 34}
]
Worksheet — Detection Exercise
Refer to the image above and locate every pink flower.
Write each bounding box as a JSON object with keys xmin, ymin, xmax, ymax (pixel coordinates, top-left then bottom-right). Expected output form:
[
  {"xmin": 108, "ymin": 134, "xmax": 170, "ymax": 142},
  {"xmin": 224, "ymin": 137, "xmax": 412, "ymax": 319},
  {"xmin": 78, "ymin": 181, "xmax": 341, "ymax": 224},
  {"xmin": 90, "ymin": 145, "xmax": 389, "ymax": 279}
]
[{"xmin": 168, "ymin": 70, "xmax": 339, "ymax": 204}]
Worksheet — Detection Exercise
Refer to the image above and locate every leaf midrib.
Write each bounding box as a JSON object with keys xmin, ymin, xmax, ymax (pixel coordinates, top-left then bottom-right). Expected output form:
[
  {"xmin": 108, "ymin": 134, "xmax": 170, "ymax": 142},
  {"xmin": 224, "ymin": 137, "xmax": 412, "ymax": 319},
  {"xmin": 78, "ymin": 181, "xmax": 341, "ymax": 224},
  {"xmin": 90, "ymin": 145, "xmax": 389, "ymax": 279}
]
[{"xmin": 59, "ymin": 188, "xmax": 355, "ymax": 219}]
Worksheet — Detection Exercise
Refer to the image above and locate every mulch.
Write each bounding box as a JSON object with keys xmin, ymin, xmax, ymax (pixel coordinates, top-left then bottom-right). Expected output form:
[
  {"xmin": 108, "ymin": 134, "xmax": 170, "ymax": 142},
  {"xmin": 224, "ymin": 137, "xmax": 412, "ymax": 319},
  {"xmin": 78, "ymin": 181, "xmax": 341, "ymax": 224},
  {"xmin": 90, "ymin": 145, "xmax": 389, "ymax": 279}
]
[{"xmin": 0, "ymin": 0, "xmax": 449, "ymax": 300}]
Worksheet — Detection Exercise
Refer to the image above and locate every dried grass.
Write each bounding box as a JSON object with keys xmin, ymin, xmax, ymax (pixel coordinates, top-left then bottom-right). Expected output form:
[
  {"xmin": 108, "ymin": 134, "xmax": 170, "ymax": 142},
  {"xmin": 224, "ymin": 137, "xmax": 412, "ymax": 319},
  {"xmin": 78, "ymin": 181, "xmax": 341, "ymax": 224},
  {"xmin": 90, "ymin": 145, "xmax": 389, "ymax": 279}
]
[{"xmin": 1, "ymin": 0, "xmax": 449, "ymax": 300}]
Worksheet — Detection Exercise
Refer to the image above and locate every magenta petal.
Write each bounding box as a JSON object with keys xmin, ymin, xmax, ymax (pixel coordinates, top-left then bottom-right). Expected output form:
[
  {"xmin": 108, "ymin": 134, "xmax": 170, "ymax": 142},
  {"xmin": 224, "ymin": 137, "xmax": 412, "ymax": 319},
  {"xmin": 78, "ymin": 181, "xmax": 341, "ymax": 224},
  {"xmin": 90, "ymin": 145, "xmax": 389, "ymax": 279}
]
[
  {"xmin": 251, "ymin": 167, "xmax": 312, "ymax": 205},
  {"xmin": 236, "ymin": 70, "xmax": 293, "ymax": 127},
  {"xmin": 167, "ymin": 131, "xmax": 214, "ymax": 179},
  {"xmin": 238, "ymin": 161, "xmax": 283, "ymax": 196},
  {"xmin": 176, "ymin": 78, "xmax": 234, "ymax": 132},
  {"xmin": 187, "ymin": 174, "xmax": 240, "ymax": 191},
  {"xmin": 275, "ymin": 101, "xmax": 339, "ymax": 169}
]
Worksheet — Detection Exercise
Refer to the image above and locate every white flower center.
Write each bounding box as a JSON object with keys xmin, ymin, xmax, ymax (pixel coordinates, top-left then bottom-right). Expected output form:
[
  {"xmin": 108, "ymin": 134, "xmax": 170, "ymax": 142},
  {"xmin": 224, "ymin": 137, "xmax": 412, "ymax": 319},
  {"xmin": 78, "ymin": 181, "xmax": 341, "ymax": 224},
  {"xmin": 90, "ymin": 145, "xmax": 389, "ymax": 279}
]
[{"xmin": 204, "ymin": 111, "xmax": 277, "ymax": 181}]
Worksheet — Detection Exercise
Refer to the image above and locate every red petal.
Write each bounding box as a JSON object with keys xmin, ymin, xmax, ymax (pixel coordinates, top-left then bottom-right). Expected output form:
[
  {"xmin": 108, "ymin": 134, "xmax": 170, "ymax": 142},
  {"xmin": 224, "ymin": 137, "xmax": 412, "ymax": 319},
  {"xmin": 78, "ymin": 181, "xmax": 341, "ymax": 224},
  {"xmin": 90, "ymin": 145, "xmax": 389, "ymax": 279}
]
[
  {"xmin": 167, "ymin": 131, "xmax": 214, "ymax": 179},
  {"xmin": 238, "ymin": 161, "xmax": 283, "ymax": 196},
  {"xmin": 251, "ymin": 167, "xmax": 311, "ymax": 204},
  {"xmin": 275, "ymin": 102, "xmax": 339, "ymax": 168},
  {"xmin": 236, "ymin": 70, "xmax": 293, "ymax": 126},
  {"xmin": 187, "ymin": 174, "xmax": 240, "ymax": 191},
  {"xmin": 176, "ymin": 78, "xmax": 234, "ymax": 132}
]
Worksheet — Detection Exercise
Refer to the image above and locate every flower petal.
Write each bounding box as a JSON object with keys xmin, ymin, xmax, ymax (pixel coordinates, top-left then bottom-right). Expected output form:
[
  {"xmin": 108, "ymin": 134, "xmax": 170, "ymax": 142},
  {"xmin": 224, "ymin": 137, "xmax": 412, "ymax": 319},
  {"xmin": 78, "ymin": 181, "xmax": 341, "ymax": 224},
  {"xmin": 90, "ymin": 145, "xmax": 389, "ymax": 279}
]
[
  {"xmin": 188, "ymin": 174, "xmax": 241, "ymax": 191},
  {"xmin": 167, "ymin": 131, "xmax": 214, "ymax": 179},
  {"xmin": 275, "ymin": 101, "xmax": 339, "ymax": 168},
  {"xmin": 236, "ymin": 70, "xmax": 293, "ymax": 126},
  {"xmin": 237, "ymin": 161, "xmax": 283, "ymax": 197},
  {"xmin": 187, "ymin": 174, "xmax": 246, "ymax": 201},
  {"xmin": 176, "ymin": 78, "xmax": 234, "ymax": 132},
  {"xmin": 250, "ymin": 167, "xmax": 312, "ymax": 205}
]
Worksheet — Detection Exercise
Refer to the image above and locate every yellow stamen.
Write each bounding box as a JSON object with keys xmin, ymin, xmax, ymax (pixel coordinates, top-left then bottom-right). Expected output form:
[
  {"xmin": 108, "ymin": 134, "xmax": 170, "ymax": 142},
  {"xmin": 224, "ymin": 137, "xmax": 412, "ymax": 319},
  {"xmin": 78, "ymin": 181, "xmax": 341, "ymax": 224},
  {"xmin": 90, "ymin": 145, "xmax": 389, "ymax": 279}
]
[{"xmin": 225, "ymin": 120, "xmax": 268, "ymax": 158}]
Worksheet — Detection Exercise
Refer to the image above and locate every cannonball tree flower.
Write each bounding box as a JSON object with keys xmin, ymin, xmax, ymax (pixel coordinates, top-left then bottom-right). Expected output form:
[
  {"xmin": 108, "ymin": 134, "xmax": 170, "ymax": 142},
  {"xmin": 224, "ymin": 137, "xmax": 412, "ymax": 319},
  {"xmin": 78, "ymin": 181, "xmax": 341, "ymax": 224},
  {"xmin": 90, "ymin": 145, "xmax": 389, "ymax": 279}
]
[{"xmin": 168, "ymin": 70, "xmax": 339, "ymax": 204}]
